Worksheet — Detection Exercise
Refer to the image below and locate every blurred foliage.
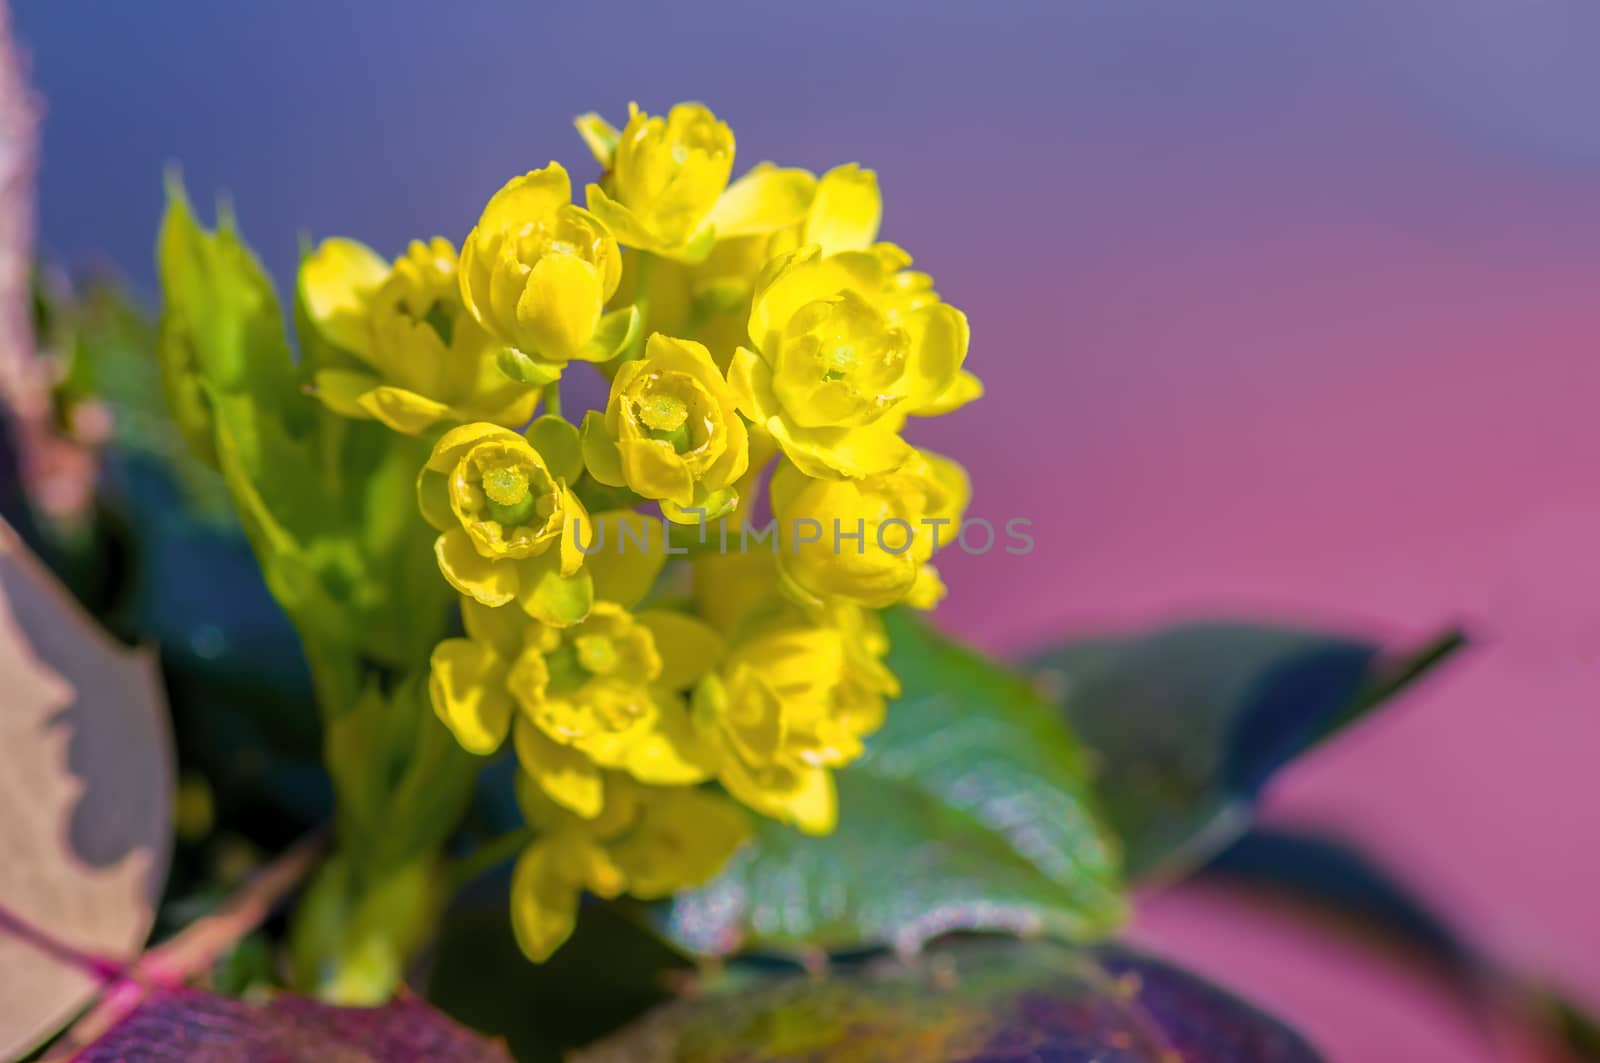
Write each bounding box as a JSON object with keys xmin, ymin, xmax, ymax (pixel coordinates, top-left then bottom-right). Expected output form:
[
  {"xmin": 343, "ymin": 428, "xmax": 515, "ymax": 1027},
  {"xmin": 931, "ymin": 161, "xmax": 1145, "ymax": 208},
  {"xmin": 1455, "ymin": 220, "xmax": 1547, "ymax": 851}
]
[
  {"xmin": 1028, "ymin": 622, "xmax": 1464, "ymax": 881},
  {"xmin": 577, "ymin": 936, "xmax": 1323, "ymax": 1063}
]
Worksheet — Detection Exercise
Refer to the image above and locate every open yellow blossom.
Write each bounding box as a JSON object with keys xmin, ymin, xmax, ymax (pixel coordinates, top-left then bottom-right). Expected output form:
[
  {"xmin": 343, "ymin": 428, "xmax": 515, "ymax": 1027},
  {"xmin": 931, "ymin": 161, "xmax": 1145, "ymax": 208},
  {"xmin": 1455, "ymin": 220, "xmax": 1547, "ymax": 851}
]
[
  {"xmin": 728, "ymin": 244, "xmax": 973, "ymax": 479},
  {"xmin": 505, "ymin": 603, "xmax": 717, "ymax": 792},
  {"xmin": 691, "ymin": 604, "xmax": 898, "ymax": 834},
  {"xmin": 771, "ymin": 448, "xmax": 970, "ymax": 609},
  {"xmin": 575, "ymin": 102, "xmax": 734, "ymax": 262},
  {"xmin": 299, "ymin": 236, "xmax": 539, "ymax": 434},
  {"xmin": 428, "ymin": 519, "xmax": 730, "ymax": 815},
  {"xmin": 418, "ymin": 423, "xmax": 593, "ymax": 626},
  {"xmin": 581, "ymin": 333, "xmax": 749, "ymax": 523},
  {"xmin": 459, "ymin": 163, "xmax": 630, "ymax": 379},
  {"xmin": 510, "ymin": 772, "xmax": 749, "ymax": 961}
]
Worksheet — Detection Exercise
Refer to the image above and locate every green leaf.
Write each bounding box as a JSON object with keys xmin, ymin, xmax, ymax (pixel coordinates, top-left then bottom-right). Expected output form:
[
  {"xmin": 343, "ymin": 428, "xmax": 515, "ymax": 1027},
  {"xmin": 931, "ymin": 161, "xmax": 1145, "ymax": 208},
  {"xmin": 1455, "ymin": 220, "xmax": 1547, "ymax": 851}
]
[
  {"xmin": 576, "ymin": 304, "xmax": 641, "ymax": 363},
  {"xmin": 577, "ymin": 936, "xmax": 1325, "ymax": 1063},
  {"xmin": 77, "ymin": 986, "xmax": 509, "ymax": 1062},
  {"xmin": 662, "ymin": 610, "xmax": 1124, "ymax": 957},
  {"xmin": 497, "ymin": 347, "xmax": 563, "ymax": 387},
  {"xmin": 1028, "ymin": 622, "xmax": 1464, "ymax": 882},
  {"xmin": 156, "ymin": 179, "xmax": 452, "ymax": 677}
]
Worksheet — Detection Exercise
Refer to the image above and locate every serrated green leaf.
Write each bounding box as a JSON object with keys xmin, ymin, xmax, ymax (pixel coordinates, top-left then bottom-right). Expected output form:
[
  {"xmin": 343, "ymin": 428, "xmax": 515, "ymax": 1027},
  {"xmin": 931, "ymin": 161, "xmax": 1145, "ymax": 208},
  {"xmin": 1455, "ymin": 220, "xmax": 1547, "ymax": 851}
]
[{"xmin": 662, "ymin": 610, "xmax": 1124, "ymax": 956}]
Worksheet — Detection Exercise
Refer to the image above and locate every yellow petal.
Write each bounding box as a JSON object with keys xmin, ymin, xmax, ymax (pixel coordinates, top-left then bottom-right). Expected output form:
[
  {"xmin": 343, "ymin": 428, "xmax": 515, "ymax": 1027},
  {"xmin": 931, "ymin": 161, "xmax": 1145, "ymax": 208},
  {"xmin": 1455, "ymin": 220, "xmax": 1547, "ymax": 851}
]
[
  {"xmin": 436, "ymin": 528, "xmax": 519, "ymax": 607},
  {"xmin": 513, "ymin": 718, "xmax": 604, "ymax": 818},
  {"xmin": 900, "ymin": 302, "xmax": 969, "ymax": 409},
  {"xmin": 613, "ymin": 697, "xmax": 717, "ymax": 786},
  {"xmin": 557, "ymin": 485, "xmax": 593, "ymax": 576},
  {"xmin": 637, "ymin": 610, "xmax": 725, "ymax": 690},
  {"xmin": 804, "ymin": 164, "xmax": 881, "ymax": 255},
  {"xmin": 585, "ymin": 183, "xmax": 658, "ymax": 250},
  {"xmin": 357, "ymin": 386, "xmax": 452, "ymax": 435},
  {"xmin": 904, "ymin": 564, "xmax": 947, "ymax": 610},
  {"xmin": 479, "ymin": 163, "xmax": 573, "ymax": 235},
  {"xmin": 428, "ymin": 638, "xmax": 513, "ymax": 754},
  {"xmin": 425, "ymin": 422, "xmax": 523, "ymax": 473},
  {"xmin": 510, "ymin": 842, "xmax": 581, "ymax": 962},
  {"xmin": 766, "ymin": 415, "xmax": 911, "ymax": 480},
  {"xmin": 620, "ymin": 438, "xmax": 695, "ymax": 507},
  {"xmin": 609, "ymin": 788, "xmax": 750, "ymax": 898},
  {"xmin": 518, "ymin": 252, "xmax": 603, "ymax": 362},
  {"xmin": 299, "ymin": 237, "xmax": 387, "ymax": 359},
  {"xmin": 708, "ymin": 163, "xmax": 817, "ymax": 238},
  {"xmin": 312, "ymin": 369, "xmax": 381, "ymax": 420},
  {"xmin": 417, "ymin": 469, "xmax": 456, "ymax": 533},
  {"xmin": 907, "ymin": 368, "xmax": 984, "ymax": 417},
  {"xmin": 727, "ymin": 347, "xmax": 779, "ymax": 421}
]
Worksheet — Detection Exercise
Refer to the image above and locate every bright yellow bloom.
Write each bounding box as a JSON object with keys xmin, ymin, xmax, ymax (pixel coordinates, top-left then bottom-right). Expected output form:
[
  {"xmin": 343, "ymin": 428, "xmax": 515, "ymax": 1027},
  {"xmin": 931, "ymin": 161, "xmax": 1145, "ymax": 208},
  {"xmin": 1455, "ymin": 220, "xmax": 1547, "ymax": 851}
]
[
  {"xmin": 576, "ymin": 102, "xmax": 734, "ymax": 262},
  {"xmin": 691, "ymin": 604, "xmax": 898, "ymax": 834},
  {"xmin": 581, "ymin": 333, "xmax": 749, "ymax": 523},
  {"xmin": 728, "ymin": 244, "xmax": 973, "ymax": 479},
  {"xmin": 459, "ymin": 163, "xmax": 629, "ymax": 378},
  {"xmin": 684, "ymin": 162, "xmax": 883, "ymax": 368},
  {"xmin": 771, "ymin": 448, "xmax": 970, "ymax": 609},
  {"xmin": 510, "ymin": 772, "xmax": 749, "ymax": 961},
  {"xmin": 299, "ymin": 236, "xmax": 539, "ymax": 434},
  {"xmin": 418, "ymin": 423, "xmax": 593, "ymax": 626},
  {"xmin": 505, "ymin": 603, "xmax": 717, "ymax": 791},
  {"xmin": 428, "ymin": 524, "xmax": 728, "ymax": 812}
]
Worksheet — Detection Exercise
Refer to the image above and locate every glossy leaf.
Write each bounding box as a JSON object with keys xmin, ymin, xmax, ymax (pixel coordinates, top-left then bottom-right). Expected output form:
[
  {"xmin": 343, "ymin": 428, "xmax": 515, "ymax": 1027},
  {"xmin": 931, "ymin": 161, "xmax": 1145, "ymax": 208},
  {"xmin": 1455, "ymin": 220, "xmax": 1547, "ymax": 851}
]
[
  {"xmin": 663, "ymin": 610, "xmax": 1124, "ymax": 956},
  {"xmin": 78, "ymin": 987, "xmax": 512, "ymax": 1062},
  {"xmin": 1028, "ymin": 622, "xmax": 1463, "ymax": 881},
  {"xmin": 0, "ymin": 521, "xmax": 173, "ymax": 1059},
  {"xmin": 578, "ymin": 936, "xmax": 1324, "ymax": 1062}
]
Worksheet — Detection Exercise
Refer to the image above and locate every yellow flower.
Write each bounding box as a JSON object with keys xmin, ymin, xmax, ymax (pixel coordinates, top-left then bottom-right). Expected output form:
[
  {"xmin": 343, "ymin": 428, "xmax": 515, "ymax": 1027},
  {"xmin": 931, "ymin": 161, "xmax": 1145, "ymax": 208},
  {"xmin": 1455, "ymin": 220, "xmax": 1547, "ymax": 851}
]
[
  {"xmin": 770, "ymin": 448, "xmax": 969, "ymax": 609},
  {"xmin": 728, "ymin": 244, "xmax": 973, "ymax": 479},
  {"xmin": 427, "ymin": 520, "xmax": 729, "ymax": 814},
  {"xmin": 683, "ymin": 162, "xmax": 882, "ymax": 368},
  {"xmin": 299, "ymin": 236, "xmax": 539, "ymax": 435},
  {"xmin": 576, "ymin": 102, "xmax": 734, "ymax": 262},
  {"xmin": 581, "ymin": 333, "xmax": 749, "ymax": 523},
  {"xmin": 691, "ymin": 605, "xmax": 898, "ymax": 834},
  {"xmin": 418, "ymin": 423, "xmax": 593, "ymax": 626},
  {"xmin": 504, "ymin": 603, "xmax": 718, "ymax": 792},
  {"xmin": 459, "ymin": 163, "xmax": 630, "ymax": 377},
  {"xmin": 509, "ymin": 772, "xmax": 749, "ymax": 961}
]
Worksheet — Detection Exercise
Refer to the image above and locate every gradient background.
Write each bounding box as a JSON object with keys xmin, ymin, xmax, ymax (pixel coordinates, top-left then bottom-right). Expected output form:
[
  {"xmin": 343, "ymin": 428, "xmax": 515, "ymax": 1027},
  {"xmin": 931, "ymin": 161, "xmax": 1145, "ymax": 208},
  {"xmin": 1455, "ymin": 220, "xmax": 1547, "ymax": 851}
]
[{"xmin": 15, "ymin": 3, "xmax": 1600, "ymax": 1059}]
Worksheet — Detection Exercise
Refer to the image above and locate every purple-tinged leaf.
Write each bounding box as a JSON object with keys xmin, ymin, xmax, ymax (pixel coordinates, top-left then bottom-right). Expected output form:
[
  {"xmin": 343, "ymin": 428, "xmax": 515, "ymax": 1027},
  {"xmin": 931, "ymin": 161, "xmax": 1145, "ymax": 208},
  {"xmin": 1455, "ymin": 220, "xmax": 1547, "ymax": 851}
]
[
  {"xmin": 78, "ymin": 988, "xmax": 512, "ymax": 1062},
  {"xmin": 577, "ymin": 936, "xmax": 1324, "ymax": 1062}
]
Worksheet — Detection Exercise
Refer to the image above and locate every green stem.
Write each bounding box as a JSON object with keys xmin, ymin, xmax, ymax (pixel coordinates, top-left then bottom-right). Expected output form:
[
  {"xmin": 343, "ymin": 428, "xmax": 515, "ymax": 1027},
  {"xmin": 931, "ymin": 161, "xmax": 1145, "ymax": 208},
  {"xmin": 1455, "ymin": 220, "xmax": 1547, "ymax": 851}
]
[
  {"xmin": 542, "ymin": 380, "xmax": 562, "ymax": 420},
  {"xmin": 627, "ymin": 252, "xmax": 655, "ymax": 362},
  {"xmin": 445, "ymin": 826, "xmax": 537, "ymax": 893}
]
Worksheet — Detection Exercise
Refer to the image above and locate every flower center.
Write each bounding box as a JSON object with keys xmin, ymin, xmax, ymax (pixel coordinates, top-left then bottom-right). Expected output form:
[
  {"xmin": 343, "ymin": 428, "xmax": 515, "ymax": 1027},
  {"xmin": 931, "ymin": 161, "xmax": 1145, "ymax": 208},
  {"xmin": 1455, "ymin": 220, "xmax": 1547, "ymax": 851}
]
[
  {"xmin": 482, "ymin": 464, "xmax": 537, "ymax": 526},
  {"xmin": 574, "ymin": 633, "xmax": 620, "ymax": 675},
  {"xmin": 639, "ymin": 393, "xmax": 689, "ymax": 434}
]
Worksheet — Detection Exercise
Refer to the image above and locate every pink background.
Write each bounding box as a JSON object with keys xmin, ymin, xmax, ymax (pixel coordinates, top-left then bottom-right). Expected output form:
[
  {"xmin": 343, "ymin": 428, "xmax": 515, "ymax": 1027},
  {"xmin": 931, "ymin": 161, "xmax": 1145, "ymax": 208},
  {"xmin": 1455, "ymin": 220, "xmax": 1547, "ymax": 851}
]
[{"xmin": 16, "ymin": 2, "xmax": 1600, "ymax": 1058}]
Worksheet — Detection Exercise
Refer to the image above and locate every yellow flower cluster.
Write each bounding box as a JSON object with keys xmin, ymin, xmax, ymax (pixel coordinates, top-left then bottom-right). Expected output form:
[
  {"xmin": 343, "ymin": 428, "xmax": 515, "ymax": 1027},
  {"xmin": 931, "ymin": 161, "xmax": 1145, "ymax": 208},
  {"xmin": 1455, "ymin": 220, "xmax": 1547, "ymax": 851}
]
[{"xmin": 296, "ymin": 101, "xmax": 980, "ymax": 960}]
